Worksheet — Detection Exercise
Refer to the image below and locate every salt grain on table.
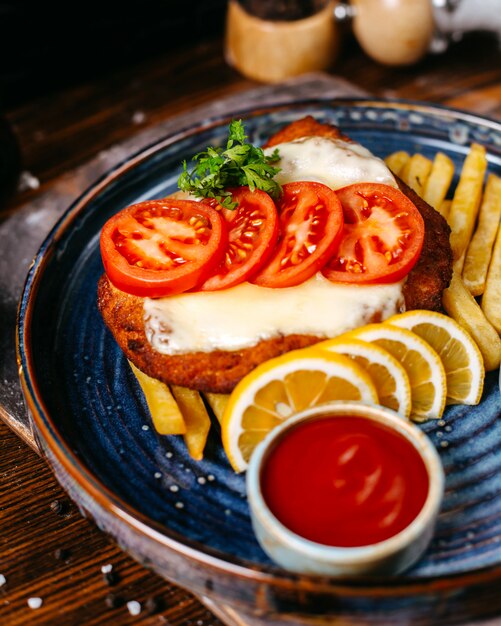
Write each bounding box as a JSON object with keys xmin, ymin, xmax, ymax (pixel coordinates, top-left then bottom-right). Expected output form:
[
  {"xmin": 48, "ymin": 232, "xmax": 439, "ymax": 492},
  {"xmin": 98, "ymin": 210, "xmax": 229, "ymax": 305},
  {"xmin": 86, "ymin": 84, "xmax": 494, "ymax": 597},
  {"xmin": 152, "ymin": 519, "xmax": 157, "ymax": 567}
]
[
  {"xmin": 132, "ymin": 111, "xmax": 146, "ymax": 125},
  {"xmin": 127, "ymin": 600, "xmax": 142, "ymax": 616},
  {"xmin": 17, "ymin": 171, "xmax": 40, "ymax": 192},
  {"xmin": 28, "ymin": 597, "xmax": 43, "ymax": 609}
]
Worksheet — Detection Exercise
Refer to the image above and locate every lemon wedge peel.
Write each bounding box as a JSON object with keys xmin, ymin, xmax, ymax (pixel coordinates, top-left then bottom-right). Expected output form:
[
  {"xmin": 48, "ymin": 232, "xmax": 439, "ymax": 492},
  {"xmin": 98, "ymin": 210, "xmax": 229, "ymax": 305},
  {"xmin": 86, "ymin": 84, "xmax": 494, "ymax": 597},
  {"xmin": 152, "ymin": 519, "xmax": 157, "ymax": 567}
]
[
  {"xmin": 316, "ymin": 337, "xmax": 412, "ymax": 419},
  {"xmin": 344, "ymin": 323, "xmax": 447, "ymax": 422},
  {"xmin": 221, "ymin": 349, "xmax": 378, "ymax": 473},
  {"xmin": 386, "ymin": 310, "xmax": 485, "ymax": 406}
]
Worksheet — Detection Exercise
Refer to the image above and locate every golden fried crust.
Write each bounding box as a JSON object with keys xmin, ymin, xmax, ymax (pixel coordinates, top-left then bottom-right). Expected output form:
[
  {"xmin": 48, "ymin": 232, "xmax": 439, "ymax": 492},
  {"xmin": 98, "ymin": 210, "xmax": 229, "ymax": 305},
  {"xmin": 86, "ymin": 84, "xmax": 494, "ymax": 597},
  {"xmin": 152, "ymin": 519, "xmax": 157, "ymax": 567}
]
[
  {"xmin": 98, "ymin": 117, "xmax": 452, "ymax": 393},
  {"xmin": 98, "ymin": 275, "xmax": 321, "ymax": 393},
  {"xmin": 264, "ymin": 115, "xmax": 351, "ymax": 147},
  {"xmin": 397, "ymin": 177, "xmax": 452, "ymax": 311}
]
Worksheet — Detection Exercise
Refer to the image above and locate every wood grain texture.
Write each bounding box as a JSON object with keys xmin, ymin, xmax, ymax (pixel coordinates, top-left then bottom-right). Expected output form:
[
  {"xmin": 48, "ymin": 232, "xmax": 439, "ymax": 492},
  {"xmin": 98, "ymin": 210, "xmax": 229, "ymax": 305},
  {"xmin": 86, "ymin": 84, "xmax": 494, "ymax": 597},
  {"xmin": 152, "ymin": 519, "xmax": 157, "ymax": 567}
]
[
  {"xmin": 1, "ymin": 28, "xmax": 501, "ymax": 626},
  {"xmin": 0, "ymin": 420, "xmax": 223, "ymax": 626},
  {"xmin": 6, "ymin": 33, "xmax": 501, "ymax": 213}
]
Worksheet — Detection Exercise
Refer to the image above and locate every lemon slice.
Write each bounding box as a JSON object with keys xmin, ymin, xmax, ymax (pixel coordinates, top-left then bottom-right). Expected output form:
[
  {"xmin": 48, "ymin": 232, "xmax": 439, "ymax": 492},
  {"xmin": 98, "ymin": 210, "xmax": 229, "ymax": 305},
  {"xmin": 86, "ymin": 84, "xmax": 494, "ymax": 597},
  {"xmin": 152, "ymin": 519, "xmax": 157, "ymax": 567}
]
[
  {"xmin": 345, "ymin": 324, "xmax": 447, "ymax": 421},
  {"xmin": 386, "ymin": 310, "xmax": 485, "ymax": 405},
  {"xmin": 222, "ymin": 349, "xmax": 378, "ymax": 472},
  {"xmin": 316, "ymin": 337, "xmax": 412, "ymax": 418}
]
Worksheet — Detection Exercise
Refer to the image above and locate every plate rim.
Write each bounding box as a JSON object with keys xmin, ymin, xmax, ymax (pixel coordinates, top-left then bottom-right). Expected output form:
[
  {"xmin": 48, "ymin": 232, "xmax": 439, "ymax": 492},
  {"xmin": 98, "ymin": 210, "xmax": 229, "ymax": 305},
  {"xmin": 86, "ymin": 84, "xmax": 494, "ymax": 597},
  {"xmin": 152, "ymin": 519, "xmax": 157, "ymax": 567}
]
[{"xmin": 17, "ymin": 97, "xmax": 501, "ymax": 599}]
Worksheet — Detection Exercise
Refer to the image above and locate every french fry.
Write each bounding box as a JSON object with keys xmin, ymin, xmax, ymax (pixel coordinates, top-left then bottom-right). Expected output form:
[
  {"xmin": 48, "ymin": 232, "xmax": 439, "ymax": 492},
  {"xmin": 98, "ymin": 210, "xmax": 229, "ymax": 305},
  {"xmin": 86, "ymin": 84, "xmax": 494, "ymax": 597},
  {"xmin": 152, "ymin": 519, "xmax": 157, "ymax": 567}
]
[
  {"xmin": 171, "ymin": 385, "xmax": 211, "ymax": 461},
  {"xmin": 448, "ymin": 143, "xmax": 488, "ymax": 272},
  {"xmin": 204, "ymin": 392, "xmax": 229, "ymax": 425},
  {"xmin": 401, "ymin": 153, "xmax": 433, "ymax": 197},
  {"xmin": 443, "ymin": 272, "xmax": 501, "ymax": 371},
  {"xmin": 423, "ymin": 152, "xmax": 455, "ymax": 212},
  {"xmin": 481, "ymin": 223, "xmax": 501, "ymax": 335},
  {"xmin": 438, "ymin": 199, "xmax": 452, "ymax": 221},
  {"xmin": 128, "ymin": 361, "xmax": 186, "ymax": 435},
  {"xmin": 463, "ymin": 174, "xmax": 501, "ymax": 296},
  {"xmin": 454, "ymin": 250, "xmax": 466, "ymax": 275},
  {"xmin": 385, "ymin": 151, "xmax": 410, "ymax": 176}
]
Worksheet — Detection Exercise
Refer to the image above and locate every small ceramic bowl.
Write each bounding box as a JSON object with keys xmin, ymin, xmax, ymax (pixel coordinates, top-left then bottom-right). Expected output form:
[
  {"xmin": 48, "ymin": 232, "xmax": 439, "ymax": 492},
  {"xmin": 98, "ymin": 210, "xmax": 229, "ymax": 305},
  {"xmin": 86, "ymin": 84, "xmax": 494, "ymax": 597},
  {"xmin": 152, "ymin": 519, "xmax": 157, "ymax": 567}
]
[{"xmin": 247, "ymin": 401, "xmax": 444, "ymax": 577}]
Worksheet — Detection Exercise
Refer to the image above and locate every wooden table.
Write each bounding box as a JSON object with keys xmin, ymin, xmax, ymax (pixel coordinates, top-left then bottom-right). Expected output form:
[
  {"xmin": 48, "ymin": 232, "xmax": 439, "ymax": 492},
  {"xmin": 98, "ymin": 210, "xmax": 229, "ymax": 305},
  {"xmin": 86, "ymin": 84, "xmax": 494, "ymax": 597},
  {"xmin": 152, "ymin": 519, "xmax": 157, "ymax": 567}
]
[{"xmin": 1, "ymin": 29, "xmax": 501, "ymax": 626}]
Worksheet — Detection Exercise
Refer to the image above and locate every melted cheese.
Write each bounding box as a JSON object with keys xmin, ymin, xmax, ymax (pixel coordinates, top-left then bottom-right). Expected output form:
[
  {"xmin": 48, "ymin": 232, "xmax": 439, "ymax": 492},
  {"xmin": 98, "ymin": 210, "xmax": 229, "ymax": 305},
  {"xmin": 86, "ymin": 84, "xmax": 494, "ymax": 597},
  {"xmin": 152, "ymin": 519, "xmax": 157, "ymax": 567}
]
[
  {"xmin": 265, "ymin": 136, "xmax": 397, "ymax": 190},
  {"xmin": 143, "ymin": 135, "xmax": 403, "ymax": 355},
  {"xmin": 144, "ymin": 274, "xmax": 404, "ymax": 354}
]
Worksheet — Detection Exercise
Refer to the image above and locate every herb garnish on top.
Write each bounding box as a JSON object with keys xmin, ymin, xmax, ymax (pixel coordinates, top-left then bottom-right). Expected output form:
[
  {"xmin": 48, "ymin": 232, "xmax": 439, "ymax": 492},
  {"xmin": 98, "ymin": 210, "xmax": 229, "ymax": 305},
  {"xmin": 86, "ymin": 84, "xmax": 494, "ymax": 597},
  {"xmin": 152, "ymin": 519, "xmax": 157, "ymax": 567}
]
[{"xmin": 178, "ymin": 120, "xmax": 281, "ymax": 210}]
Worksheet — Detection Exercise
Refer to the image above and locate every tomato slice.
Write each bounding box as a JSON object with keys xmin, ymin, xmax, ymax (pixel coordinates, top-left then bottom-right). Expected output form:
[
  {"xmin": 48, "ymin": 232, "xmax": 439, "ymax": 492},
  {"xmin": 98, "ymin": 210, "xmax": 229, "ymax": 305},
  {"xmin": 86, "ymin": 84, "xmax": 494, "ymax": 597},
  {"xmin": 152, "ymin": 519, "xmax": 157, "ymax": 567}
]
[
  {"xmin": 100, "ymin": 199, "xmax": 226, "ymax": 297},
  {"xmin": 322, "ymin": 183, "xmax": 425, "ymax": 284},
  {"xmin": 200, "ymin": 187, "xmax": 279, "ymax": 291},
  {"xmin": 252, "ymin": 182, "xmax": 344, "ymax": 288}
]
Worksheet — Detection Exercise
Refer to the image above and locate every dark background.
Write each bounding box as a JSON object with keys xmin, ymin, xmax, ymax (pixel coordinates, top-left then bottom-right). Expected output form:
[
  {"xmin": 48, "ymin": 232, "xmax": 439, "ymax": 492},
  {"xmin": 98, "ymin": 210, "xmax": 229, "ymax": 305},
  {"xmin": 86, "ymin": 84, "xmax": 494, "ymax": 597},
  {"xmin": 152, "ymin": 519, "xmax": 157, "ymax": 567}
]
[{"xmin": 0, "ymin": 1, "xmax": 228, "ymax": 108}]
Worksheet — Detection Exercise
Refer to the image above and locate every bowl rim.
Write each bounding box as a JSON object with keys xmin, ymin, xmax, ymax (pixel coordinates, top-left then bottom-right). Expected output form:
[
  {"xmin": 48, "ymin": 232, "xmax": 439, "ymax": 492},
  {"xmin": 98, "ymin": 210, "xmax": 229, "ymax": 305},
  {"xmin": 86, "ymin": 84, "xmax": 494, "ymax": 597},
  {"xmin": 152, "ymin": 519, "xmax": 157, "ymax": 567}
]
[{"xmin": 246, "ymin": 401, "xmax": 445, "ymax": 568}]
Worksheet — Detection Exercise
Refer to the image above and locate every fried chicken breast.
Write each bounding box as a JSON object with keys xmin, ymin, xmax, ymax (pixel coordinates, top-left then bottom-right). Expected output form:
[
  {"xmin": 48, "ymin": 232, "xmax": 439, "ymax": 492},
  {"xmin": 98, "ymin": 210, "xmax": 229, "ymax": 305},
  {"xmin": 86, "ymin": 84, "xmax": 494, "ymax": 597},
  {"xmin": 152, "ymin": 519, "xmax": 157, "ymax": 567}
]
[
  {"xmin": 98, "ymin": 117, "xmax": 452, "ymax": 393},
  {"xmin": 264, "ymin": 116, "xmax": 452, "ymax": 313}
]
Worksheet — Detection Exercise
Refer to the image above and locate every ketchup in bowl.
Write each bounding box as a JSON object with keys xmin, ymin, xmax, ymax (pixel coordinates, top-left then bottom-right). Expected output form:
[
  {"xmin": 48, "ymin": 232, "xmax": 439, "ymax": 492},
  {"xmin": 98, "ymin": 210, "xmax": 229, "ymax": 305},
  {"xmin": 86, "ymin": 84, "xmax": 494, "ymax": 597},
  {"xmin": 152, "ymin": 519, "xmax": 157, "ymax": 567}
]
[
  {"xmin": 247, "ymin": 402, "xmax": 444, "ymax": 576},
  {"xmin": 261, "ymin": 416, "xmax": 429, "ymax": 547}
]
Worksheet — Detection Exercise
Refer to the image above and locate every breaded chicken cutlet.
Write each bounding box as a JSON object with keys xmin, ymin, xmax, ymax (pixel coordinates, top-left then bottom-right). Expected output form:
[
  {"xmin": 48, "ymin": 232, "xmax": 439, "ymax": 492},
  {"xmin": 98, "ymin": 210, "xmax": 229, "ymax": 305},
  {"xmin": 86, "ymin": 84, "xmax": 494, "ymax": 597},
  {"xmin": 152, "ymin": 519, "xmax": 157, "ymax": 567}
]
[{"xmin": 98, "ymin": 116, "xmax": 453, "ymax": 393}]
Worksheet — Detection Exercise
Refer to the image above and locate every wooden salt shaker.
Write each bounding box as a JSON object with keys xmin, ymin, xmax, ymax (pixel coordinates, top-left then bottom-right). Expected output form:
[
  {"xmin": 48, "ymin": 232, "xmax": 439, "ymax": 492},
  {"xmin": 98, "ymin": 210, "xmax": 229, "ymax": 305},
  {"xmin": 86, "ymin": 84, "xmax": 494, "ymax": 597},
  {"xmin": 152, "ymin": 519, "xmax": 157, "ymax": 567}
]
[{"xmin": 350, "ymin": 0, "xmax": 434, "ymax": 66}]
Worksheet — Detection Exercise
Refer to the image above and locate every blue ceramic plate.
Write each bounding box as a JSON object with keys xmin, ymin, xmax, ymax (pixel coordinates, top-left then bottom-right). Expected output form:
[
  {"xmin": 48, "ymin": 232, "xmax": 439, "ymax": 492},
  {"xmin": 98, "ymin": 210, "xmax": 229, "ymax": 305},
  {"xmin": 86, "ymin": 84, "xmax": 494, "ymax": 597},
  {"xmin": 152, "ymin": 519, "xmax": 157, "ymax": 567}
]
[{"xmin": 18, "ymin": 100, "xmax": 501, "ymax": 621}]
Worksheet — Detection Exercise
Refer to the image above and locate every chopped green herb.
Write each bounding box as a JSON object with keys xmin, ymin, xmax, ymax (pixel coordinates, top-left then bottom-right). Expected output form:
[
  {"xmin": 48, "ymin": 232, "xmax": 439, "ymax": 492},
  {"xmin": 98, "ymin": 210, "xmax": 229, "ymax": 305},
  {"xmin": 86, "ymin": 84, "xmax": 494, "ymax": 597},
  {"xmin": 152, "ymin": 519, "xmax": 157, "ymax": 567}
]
[{"xmin": 177, "ymin": 119, "xmax": 282, "ymax": 209}]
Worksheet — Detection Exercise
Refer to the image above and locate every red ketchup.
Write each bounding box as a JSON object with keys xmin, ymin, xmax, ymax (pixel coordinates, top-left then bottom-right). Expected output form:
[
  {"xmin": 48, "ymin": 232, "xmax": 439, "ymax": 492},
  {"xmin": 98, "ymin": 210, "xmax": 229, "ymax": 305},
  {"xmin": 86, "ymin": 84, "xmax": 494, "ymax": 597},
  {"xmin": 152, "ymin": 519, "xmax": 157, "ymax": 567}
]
[{"xmin": 261, "ymin": 416, "xmax": 429, "ymax": 547}]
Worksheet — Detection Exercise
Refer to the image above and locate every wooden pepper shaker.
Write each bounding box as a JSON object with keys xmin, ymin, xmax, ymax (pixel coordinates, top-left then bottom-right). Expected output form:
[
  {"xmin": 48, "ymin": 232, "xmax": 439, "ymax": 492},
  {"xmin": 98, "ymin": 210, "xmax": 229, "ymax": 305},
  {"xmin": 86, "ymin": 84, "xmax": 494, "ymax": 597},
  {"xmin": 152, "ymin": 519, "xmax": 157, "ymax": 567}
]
[{"xmin": 224, "ymin": 0, "xmax": 339, "ymax": 83}]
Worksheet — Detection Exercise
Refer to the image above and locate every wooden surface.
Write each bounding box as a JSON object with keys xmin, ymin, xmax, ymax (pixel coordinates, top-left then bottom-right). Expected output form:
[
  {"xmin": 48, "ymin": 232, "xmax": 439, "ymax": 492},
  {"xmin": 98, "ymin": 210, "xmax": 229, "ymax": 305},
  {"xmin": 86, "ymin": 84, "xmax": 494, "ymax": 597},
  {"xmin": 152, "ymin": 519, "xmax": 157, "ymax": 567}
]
[{"xmin": 1, "ymin": 28, "xmax": 501, "ymax": 626}]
